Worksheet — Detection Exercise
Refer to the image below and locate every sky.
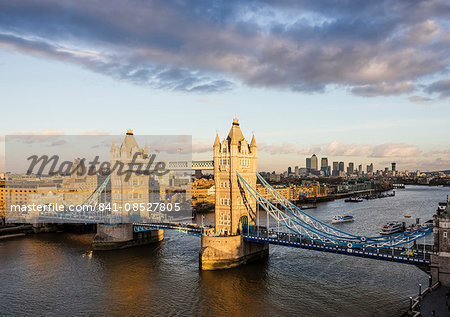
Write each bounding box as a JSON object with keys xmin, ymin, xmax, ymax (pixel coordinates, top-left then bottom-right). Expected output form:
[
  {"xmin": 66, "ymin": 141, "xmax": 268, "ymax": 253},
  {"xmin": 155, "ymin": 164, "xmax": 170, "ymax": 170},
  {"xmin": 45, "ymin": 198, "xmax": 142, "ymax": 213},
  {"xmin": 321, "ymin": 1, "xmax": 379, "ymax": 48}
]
[{"xmin": 0, "ymin": 0, "xmax": 450, "ymax": 173}]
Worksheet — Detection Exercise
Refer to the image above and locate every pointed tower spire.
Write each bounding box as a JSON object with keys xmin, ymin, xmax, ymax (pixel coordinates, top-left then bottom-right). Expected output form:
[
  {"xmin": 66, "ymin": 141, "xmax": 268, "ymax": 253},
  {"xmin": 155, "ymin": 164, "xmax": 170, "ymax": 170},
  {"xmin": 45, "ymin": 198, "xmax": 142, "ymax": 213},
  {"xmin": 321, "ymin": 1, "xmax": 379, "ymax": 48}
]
[
  {"xmin": 228, "ymin": 116, "xmax": 244, "ymax": 145},
  {"xmin": 144, "ymin": 143, "xmax": 149, "ymax": 154},
  {"xmin": 250, "ymin": 130, "xmax": 256, "ymax": 148},
  {"xmin": 214, "ymin": 129, "xmax": 220, "ymax": 148}
]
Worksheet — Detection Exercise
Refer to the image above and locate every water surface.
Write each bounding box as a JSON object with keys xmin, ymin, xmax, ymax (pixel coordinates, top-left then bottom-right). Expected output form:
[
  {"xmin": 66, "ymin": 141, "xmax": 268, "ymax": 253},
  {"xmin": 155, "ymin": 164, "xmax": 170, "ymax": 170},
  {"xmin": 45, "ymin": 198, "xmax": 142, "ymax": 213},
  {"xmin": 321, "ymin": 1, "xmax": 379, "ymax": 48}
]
[{"xmin": 0, "ymin": 186, "xmax": 447, "ymax": 316}]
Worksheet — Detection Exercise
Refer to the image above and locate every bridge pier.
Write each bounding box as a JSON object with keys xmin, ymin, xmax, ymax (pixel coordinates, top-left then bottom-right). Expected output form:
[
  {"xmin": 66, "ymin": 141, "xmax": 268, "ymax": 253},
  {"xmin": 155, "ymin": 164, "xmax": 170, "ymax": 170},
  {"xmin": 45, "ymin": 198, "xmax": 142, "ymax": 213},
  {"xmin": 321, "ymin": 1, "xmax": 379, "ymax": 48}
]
[
  {"xmin": 199, "ymin": 235, "xmax": 268, "ymax": 270},
  {"xmin": 430, "ymin": 202, "xmax": 450, "ymax": 286},
  {"xmin": 92, "ymin": 223, "xmax": 163, "ymax": 250}
]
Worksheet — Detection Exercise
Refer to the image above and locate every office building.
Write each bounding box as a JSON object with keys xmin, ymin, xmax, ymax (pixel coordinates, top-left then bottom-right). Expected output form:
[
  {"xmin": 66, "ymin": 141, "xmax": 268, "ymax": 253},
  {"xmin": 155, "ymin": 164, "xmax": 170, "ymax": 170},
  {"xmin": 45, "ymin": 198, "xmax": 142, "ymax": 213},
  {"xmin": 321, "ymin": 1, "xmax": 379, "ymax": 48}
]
[
  {"xmin": 311, "ymin": 154, "xmax": 318, "ymax": 170},
  {"xmin": 332, "ymin": 162, "xmax": 339, "ymax": 176},
  {"xmin": 320, "ymin": 157, "xmax": 329, "ymax": 177},
  {"xmin": 306, "ymin": 158, "xmax": 311, "ymax": 170},
  {"xmin": 347, "ymin": 162, "xmax": 354, "ymax": 175}
]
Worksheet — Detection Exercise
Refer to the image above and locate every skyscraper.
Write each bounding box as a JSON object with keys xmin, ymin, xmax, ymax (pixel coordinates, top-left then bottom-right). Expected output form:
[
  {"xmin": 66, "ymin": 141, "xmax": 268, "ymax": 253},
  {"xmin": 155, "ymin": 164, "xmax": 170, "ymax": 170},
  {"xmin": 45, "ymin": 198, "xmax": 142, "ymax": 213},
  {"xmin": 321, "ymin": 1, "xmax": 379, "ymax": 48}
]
[
  {"xmin": 347, "ymin": 162, "xmax": 354, "ymax": 175},
  {"xmin": 288, "ymin": 166, "xmax": 292, "ymax": 175},
  {"xmin": 321, "ymin": 157, "xmax": 329, "ymax": 176},
  {"xmin": 392, "ymin": 162, "xmax": 396, "ymax": 171},
  {"xmin": 339, "ymin": 162, "xmax": 344, "ymax": 172},
  {"xmin": 311, "ymin": 154, "xmax": 318, "ymax": 170},
  {"xmin": 306, "ymin": 157, "xmax": 311, "ymax": 170},
  {"xmin": 332, "ymin": 162, "xmax": 339, "ymax": 176}
]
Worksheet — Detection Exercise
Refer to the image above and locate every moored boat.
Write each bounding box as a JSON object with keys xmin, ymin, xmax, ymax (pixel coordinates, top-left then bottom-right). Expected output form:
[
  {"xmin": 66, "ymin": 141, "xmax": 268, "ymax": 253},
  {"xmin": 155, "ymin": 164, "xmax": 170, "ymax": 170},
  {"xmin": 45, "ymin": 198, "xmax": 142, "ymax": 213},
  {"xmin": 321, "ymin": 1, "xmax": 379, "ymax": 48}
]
[
  {"xmin": 344, "ymin": 197, "xmax": 363, "ymax": 203},
  {"xmin": 380, "ymin": 222, "xmax": 404, "ymax": 235}
]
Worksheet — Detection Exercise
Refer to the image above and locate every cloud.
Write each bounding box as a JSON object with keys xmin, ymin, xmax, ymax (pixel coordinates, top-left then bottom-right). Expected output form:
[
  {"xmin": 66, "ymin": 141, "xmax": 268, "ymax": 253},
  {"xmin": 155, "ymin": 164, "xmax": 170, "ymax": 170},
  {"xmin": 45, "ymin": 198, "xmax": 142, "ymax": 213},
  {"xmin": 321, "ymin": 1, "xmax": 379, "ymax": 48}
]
[
  {"xmin": 352, "ymin": 81, "xmax": 414, "ymax": 97},
  {"xmin": 0, "ymin": 33, "xmax": 234, "ymax": 93},
  {"xmin": 79, "ymin": 130, "xmax": 110, "ymax": 135},
  {"xmin": 259, "ymin": 141, "xmax": 421, "ymax": 158},
  {"xmin": 192, "ymin": 140, "xmax": 212, "ymax": 153},
  {"xmin": 405, "ymin": 20, "xmax": 440, "ymax": 44},
  {"xmin": 444, "ymin": 30, "xmax": 450, "ymax": 44},
  {"xmin": 370, "ymin": 143, "xmax": 421, "ymax": 157},
  {"xmin": 426, "ymin": 77, "xmax": 450, "ymax": 98},
  {"xmin": 322, "ymin": 142, "xmax": 373, "ymax": 157},
  {"xmin": 259, "ymin": 143, "xmax": 321, "ymax": 155},
  {"xmin": 5, "ymin": 129, "xmax": 66, "ymax": 145},
  {"xmin": 380, "ymin": 156, "xmax": 450, "ymax": 172},
  {"xmin": 408, "ymin": 95, "xmax": 432, "ymax": 103},
  {"xmin": 427, "ymin": 149, "xmax": 450, "ymax": 156},
  {"xmin": 0, "ymin": 1, "xmax": 450, "ymax": 97}
]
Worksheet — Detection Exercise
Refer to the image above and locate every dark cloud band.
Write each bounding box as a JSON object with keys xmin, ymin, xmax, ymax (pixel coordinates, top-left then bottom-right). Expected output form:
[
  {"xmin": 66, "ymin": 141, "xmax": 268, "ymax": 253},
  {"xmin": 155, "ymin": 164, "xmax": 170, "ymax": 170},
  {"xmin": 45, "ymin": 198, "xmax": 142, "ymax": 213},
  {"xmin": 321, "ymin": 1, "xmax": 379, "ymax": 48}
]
[{"xmin": 0, "ymin": 0, "xmax": 449, "ymax": 97}]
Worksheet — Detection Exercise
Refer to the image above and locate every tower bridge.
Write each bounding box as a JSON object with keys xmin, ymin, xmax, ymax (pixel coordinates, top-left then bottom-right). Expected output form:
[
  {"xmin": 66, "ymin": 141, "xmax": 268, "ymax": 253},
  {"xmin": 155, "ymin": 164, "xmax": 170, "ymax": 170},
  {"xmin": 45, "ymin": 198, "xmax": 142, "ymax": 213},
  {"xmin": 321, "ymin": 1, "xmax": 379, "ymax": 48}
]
[{"xmin": 35, "ymin": 118, "xmax": 449, "ymax": 285}]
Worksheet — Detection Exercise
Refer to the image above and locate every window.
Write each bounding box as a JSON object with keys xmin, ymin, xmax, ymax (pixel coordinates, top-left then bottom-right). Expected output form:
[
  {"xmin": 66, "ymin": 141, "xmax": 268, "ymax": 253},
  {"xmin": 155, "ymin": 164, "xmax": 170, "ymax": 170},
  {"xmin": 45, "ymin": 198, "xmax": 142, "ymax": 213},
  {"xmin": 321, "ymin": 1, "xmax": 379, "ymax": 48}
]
[
  {"xmin": 220, "ymin": 181, "xmax": 230, "ymax": 188},
  {"xmin": 444, "ymin": 232, "xmax": 448, "ymax": 238},
  {"xmin": 240, "ymin": 158, "xmax": 250, "ymax": 168}
]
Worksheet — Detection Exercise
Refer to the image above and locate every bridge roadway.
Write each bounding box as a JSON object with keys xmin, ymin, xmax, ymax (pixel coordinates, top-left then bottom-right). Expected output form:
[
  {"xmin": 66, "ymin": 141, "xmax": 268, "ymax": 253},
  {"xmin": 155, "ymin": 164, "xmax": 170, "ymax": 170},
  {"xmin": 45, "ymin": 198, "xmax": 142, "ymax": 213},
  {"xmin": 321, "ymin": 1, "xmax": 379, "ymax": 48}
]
[
  {"xmin": 244, "ymin": 230, "xmax": 431, "ymax": 266},
  {"xmin": 133, "ymin": 222, "xmax": 205, "ymax": 237},
  {"xmin": 132, "ymin": 223, "xmax": 431, "ymax": 266}
]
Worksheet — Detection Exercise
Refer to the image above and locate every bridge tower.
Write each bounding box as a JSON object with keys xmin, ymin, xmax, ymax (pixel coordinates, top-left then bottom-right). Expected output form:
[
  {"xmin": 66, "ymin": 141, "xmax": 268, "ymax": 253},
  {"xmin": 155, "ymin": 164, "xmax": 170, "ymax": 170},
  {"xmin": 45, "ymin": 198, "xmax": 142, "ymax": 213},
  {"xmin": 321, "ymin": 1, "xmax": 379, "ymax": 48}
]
[
  {"xmin": 200, "ymin": 117, "xmax": 268, "ymax": 270},
  {"xmin": 431, "ymin": 195, "xmax": 450, "ymax": 286},
  {"xmin": 93, "ymin": 129, "xmax": 163, "ymax": 250},
  {"xmin": 213, "ymin": 117, "xmax": 257, "ymax": 235},
  {"xmin": 110, "ymin": 129, "xmax": 150, "ymax": 221}
]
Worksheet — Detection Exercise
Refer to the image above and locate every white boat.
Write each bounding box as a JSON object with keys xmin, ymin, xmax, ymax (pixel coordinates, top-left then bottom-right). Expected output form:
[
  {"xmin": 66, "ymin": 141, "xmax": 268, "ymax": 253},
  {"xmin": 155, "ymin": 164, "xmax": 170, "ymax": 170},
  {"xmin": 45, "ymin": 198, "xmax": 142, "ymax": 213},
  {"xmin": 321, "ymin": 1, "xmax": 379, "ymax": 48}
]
[
  {"xmin": 380, "ymin": 222, "xmax": 404, "ymax": 235},
  {"xmin": 332, "ymin": 215, "xmax": 354, "ymax": 224}
]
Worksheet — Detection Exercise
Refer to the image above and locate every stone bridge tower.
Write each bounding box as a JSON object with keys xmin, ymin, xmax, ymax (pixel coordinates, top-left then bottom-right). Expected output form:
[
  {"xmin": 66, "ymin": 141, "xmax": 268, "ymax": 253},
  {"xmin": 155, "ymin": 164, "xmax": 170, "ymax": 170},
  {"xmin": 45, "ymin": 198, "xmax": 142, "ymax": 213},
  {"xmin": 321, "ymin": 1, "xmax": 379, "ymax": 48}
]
[
  {"xmin": 110, "ymin": 129, "xmax": 150, "ymax": 221},
  {"xmin": 200, "ymin": 117, "xmax": 268, "ymax": 270},
  {"xmin": 431, "ymin": 195, "xmax": 450, "ymax": 286},
  {"xmin": 213, "ymin": 117, "xmax": 257, "ymax": 235}
]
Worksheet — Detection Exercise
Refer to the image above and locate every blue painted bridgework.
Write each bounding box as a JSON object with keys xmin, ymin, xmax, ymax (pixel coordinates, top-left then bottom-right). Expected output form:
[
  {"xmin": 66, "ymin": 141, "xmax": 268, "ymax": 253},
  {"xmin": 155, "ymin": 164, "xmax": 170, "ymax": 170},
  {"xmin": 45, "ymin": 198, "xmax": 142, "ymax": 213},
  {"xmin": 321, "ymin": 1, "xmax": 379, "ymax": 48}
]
[
  {"xmin": 131, "ymin": 222, "xmax": 431, "ymax": 266},
  {"xmin": 243, "ymin": 233, "xmax": 431, "ymax": 266},
  {"xmin": 133, "ymin": 222, "xmax": 203, "ymax": 237}
]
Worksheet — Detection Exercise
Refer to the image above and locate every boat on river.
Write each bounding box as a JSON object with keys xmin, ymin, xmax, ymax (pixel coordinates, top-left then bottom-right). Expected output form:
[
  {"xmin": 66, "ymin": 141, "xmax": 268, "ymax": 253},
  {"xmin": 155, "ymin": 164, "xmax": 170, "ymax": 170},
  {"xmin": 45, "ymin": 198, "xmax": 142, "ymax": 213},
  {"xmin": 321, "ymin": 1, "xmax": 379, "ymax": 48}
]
[
  {"xmin": 344, "ymin": 197, "xmax": 363, "ymax": 203},
  {"xmin": 332, "ymin": 215, "xmax": 354, "ymax": 224},
  {"xmin": 380, "ymin": 222, "xmax": 404, "ymax": 235}
]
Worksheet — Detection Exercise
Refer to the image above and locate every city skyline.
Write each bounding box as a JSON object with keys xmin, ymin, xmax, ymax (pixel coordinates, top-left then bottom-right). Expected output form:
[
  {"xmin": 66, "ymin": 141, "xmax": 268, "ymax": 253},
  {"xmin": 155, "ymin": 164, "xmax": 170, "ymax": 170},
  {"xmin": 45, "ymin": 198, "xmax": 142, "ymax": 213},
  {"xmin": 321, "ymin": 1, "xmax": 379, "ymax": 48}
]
[{"xmin": 1, "ymin": 1, "xmax": 450, "ymax": 172}]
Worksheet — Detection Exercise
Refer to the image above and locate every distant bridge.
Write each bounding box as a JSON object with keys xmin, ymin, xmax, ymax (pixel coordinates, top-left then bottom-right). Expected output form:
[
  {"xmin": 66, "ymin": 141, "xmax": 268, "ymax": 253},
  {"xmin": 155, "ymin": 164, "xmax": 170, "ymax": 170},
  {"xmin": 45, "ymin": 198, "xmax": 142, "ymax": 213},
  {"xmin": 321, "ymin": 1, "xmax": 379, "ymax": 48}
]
[{"xmin": 167, "ymin": 160, "xmax": 213, "ymax": 171}]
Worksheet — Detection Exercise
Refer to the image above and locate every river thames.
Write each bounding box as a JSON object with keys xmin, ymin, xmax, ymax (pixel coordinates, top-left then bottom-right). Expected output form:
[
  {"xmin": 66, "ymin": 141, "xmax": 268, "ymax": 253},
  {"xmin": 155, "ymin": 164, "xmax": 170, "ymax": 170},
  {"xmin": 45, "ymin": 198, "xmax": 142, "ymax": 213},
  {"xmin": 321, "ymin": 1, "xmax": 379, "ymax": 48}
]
[{"xmin": 0, "ymin": 186, "xmax": 448, "ymax": 316}]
